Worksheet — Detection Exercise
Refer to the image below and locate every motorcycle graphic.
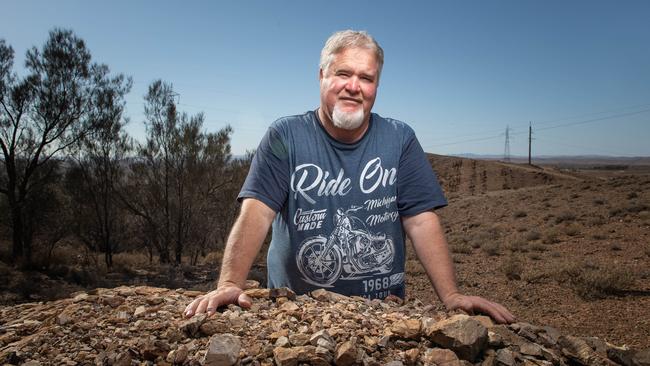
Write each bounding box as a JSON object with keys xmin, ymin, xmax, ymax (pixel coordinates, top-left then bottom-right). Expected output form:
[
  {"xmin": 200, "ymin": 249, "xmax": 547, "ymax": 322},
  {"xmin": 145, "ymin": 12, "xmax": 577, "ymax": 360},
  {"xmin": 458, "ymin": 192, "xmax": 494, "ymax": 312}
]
[{"xmin": 297, "ymin": 206, "xmax": 395, "ymax": 286}]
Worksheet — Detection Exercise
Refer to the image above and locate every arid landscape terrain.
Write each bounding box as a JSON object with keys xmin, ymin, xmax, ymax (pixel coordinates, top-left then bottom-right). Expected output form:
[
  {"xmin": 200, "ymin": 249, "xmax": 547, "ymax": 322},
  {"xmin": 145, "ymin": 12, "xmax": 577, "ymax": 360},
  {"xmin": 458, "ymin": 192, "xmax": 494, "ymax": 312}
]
[
  {"xmin": 410, "ymin": 154, "xmax": 650, "ymax": 350},
  {"xmin": 1, "ymin": 154, "xmax": 649, "ymax": 364}
]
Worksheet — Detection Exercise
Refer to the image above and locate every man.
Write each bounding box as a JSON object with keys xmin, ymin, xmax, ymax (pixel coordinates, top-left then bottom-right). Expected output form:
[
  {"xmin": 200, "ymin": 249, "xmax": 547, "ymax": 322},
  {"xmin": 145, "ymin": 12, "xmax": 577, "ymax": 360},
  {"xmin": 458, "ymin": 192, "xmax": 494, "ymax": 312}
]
[{"xmin": 185, "ymin": 30, "xmax": 515, "ymax": 324}]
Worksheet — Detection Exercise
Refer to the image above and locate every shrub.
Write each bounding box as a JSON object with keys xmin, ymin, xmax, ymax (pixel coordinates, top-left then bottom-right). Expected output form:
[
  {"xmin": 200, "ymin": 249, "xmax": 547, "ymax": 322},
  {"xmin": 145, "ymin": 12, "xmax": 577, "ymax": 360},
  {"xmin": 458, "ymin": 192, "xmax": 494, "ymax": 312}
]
[
  {"xmin": 529, "ymin": 253, "xmax": 541, "ymax": 260},
  {"xmin": 482, "ymin": 242, "xmax": 501, "ymax": 256},
  {"xmin": 513, "ymin": 211, "xmax": 527, "ymax": 218},
  {"xmin": 627, "ymin": 192, "xmax": 638, "ymax": 199},
  {"xmin": 526, "ymin": 231, "xmax": 541, "ymax": 241},
  {"xmin": 542, "ymin": 230, "xmax": 560, "ymax": 244},
  {"xmin": 506, "ymin": 239, "xmax": 529, "ymax": 253},
  {"xmin": 609, "ymin": 243, "xmax": 622, "ymax": 251},
  {"xmin": 593, "ymin": 199, "xmax": 605, "ymax": 205},
  {"xmin": 529, "ymin": 243, "xmax": 547, "ymax": 252},
  {"xmin": 592, "ymin": 234, "xmax": 607, "ymax": 240},
  {"xmin": 501, "ymin": 255, "xmax": 523, "ymax": 280},
  {"xmin": 564, "ymin": 225, "xmax": 581, "ymax": 237},
  {"xmin": 555, "ymin": 212, "xmax": 576, "ymax": 224},
  {"xmin": 451, "ymin": 243, "xmax": 472, "ymax": 254},
  {"xmin": 552, "ymin": 261, "xmax": 635, "ymax": 300}
]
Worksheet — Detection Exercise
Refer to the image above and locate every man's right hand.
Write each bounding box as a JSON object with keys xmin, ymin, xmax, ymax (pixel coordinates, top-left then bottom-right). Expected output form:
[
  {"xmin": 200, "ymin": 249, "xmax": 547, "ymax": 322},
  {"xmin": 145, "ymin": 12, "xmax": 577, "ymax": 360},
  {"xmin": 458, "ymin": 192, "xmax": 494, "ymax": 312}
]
[{"xmin": 183, "ymin": 284, "xmax": 252, "ymax": 318}]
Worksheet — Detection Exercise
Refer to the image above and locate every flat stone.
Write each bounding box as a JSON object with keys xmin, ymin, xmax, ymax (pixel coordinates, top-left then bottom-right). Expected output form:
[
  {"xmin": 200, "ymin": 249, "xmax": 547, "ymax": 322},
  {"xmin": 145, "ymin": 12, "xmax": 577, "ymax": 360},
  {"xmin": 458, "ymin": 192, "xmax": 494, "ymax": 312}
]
[
  {"xmin": 203, "ymin": 333, "xmax": 241, "ymax": 366},
  {"xmin": 423, "ymin": 314, "xmax": 488, "ymax": 362},
  {"xmin": 422, "ymin": 348, "xmax": 464, "ymax": 366},
  {"xmin": 390, "ymin": 318, "xmax": 421, "ymax": 340},
  {"xmin": 335, "ymin": 340, "xmax": 357, "ymax": 366},
  {"xmin": 100, "ymin": 295, "xmax": 125, "ymax": 308},
  {"xmin": 179, "ymin": 313, "xmax": 207, "ymax": 337},
  {"xmin": 269, "ymin": 287, "xmax": 296, "ymax": 300},
  {"xmin": 244, "ymin": 288, "xmax": 270, "ymax": 299},
  {"xmin": 403, "ymin": 348, "xmax": 419, "ymax": 365},
  {"xmin": 633, "ymin": 348, "xmax": 650, "ymax": 366},
  {"xmin": 279, "ymin": 301, "xmax": 299, "ymax": 312},
  {"xmin": 496, "ymin": 348, "xmax": 517, "ymax": 366},
  {"xmin": 134, "ymin": 306, "xmax": 147, "ymax": 317}
]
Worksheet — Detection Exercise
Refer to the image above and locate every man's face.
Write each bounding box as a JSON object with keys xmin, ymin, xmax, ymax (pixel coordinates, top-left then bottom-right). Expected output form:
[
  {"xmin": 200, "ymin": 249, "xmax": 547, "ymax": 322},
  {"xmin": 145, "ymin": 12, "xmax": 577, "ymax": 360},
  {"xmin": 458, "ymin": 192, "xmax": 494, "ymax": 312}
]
[{"xmin": 319, "ymin": 47, "xmax": 379, "ymax": 130}]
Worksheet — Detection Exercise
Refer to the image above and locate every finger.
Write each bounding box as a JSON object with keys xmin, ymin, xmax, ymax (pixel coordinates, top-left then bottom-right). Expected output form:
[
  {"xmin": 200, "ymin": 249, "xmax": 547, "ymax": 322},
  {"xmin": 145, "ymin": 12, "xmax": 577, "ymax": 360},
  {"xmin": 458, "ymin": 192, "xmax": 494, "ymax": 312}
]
[
  {"xmin": 238, "ymin": 292, "xmax": 252, "ymax": 308},
  {"xmin": 195, "ymin": 297, "xmax": 210, "ymax": 315},
  {"xmin": 206, "ymin": 294, "xmax": 220, "ymax": 316},
  {"xmin": 488, "ymin": 301, "xmax": 516, "ymax": 324},
  {"xmin": 184, "ymin": 296, "xmax": 202, "ymax": 318}
]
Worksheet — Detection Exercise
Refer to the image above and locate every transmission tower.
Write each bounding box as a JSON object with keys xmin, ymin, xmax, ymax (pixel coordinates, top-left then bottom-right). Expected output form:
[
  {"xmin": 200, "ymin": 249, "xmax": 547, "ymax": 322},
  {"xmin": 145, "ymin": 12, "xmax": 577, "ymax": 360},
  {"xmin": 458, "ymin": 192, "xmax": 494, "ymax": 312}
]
[{"xmin": 503, "ymin": 125, "xmax": 511, "ymax": 162}]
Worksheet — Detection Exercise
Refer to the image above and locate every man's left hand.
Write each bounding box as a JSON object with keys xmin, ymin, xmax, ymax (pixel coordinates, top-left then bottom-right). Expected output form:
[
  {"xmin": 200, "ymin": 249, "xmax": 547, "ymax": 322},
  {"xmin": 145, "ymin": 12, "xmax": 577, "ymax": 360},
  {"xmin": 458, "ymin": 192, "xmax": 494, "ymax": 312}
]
[{"xmin": 443, "ymin": 292, "xmax": 516, "ymax": 324}]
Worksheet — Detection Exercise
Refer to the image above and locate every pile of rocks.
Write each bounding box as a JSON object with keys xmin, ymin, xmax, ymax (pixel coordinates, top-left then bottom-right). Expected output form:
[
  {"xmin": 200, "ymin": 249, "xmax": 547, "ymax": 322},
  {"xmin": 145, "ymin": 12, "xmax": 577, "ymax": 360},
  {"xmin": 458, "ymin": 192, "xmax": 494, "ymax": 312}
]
[{"xmin": 0, "ymin": 284, "xmax": 648, "ymax": 365}]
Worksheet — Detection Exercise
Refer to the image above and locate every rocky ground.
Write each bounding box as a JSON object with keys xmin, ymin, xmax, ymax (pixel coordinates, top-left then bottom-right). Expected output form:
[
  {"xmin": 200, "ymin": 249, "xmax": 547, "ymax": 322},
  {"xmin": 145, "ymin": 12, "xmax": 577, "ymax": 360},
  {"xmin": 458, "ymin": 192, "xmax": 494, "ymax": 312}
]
[{"xmin": 1, "ymin": 284, "xmax": 649, "ymax": 366}]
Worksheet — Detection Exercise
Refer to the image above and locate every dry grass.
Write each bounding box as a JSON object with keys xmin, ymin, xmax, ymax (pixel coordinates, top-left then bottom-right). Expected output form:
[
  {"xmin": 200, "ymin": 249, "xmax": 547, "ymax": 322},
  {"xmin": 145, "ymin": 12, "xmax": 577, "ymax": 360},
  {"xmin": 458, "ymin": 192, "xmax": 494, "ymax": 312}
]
[
  {"xmin": 501, "ymin": 254, "xmax": 523, "ymax": 280},
  {"xmin": 552, "ymin": 261, "xmax": 635, "ymax": 300},
  {"xmin": 542, "ymin": 230, "xmax": 561, "ymax": 244}
]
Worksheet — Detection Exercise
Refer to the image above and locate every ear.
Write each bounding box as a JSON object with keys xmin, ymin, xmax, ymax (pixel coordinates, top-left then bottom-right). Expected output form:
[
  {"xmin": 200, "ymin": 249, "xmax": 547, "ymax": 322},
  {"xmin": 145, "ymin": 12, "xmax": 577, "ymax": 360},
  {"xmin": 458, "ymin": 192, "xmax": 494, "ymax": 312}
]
[{"xmin": 319, "ymin": 68, "xmax": 324, "ymax": 82}]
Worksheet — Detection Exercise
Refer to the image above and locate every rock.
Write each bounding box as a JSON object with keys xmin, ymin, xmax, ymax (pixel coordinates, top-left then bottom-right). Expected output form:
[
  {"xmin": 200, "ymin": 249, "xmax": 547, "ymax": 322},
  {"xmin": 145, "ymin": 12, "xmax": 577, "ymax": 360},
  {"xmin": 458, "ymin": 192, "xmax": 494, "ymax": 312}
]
[
  {"xmin": 633, "ymin": 348, "xmax": 650, "ymax": 366},
  {"xmin": 559, "ymin": 335, "xmax": 616, "ymax": 366},
  {"xmin": 403, "ymin": 348, "xmax": 419, "ymax": 365},
  {"xmin": 279, "ymin": 301, "xmax": 299, "ymax": 312},
  {"xmin": 289, "ymin": 333, "xmax": 310, "ymax": 346},
  {"xmin": 335, "ymin": 340, "xmax": 358, "ymax": 366},
  {"xmin": 423, "ymin": 314, "xmax": 488, "ymax": 361},
  {"xmin": 474, "ymin": 315, "xmax": 495, "ymax": 329},
  {"xmin": 390, "ymin": 319, "xmax": 421, "ymax": 340},
  {"xmin": 496, "ymin": 348, "xmax": 517, "ymax": 366},
  {"xmin": 422, "ymin": 348, "xmax": 464, "ymax": 366},
  {"xmin": 269, "ymin": 287, "xmax": 296, "ymax": 300},
  {"xmin": 100, "ymin": 295, "xmax": 125, "ymax": 308},
  {"xmin": 244, "ymin": 288, "xmax": 270, "ymax": 299},
  {"xmin": 273, "ymin": 346, "xmax": 318, "ymax": 366},
  {"xmin": 203, "ymin": 333, "xmax": 241, "ymax": 366},
  {"xmin": 607, "ymin": 347, "xmax": 636, "ymax": 366},
  {"xmin": 311, "ymin": 289, "xmax": 332, "ymax": 301},
  {"xmin": 134, "ymin": 305, "xmax": 147, "ymax": 317},
  {"xmin": 310, "ymin": 330, "xmax": 335, "ymax": 348},
  {"xmin": 179, "ymin": 313, "xmax": 207, "ymax": 337},
  {"xmin": 275, "ymin": 336, "xmax": 290, "ymax": 348},
  {"xmin": 56, "ymin": 312, "xmax": 74, "ymax": 326}
]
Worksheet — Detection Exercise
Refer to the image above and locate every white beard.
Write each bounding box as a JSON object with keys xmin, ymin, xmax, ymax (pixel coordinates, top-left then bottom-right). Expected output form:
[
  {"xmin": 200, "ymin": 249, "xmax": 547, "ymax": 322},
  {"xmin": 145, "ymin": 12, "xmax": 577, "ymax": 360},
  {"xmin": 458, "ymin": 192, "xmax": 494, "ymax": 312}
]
[{"xmin": 332, "ymin": 103, "xmax": 365, "ymax": 130}]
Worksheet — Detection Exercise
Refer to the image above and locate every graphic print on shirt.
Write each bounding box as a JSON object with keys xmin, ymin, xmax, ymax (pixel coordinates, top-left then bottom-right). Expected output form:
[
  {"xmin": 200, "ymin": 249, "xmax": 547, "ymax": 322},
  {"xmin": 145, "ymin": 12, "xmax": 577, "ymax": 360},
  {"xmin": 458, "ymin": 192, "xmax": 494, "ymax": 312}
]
[{"xmin": 296, "ymin": 205, "xmax": 396, "ymax": 287}]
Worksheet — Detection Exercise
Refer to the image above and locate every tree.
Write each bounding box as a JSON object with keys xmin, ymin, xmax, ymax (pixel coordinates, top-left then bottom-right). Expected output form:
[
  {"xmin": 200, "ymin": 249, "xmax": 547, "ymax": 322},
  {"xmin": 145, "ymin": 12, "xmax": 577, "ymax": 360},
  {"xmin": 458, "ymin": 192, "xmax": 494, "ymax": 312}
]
[
  {"xmin": 123, "ymin": 80, "xmax": 233, "ymax": 265},
  {"xmin": 0, "ymin": 29, "xmax": 129, "ymax": 263},
  {"xmin": 65, "ymin": 69, "xmax": 132, "ymax": 268}
]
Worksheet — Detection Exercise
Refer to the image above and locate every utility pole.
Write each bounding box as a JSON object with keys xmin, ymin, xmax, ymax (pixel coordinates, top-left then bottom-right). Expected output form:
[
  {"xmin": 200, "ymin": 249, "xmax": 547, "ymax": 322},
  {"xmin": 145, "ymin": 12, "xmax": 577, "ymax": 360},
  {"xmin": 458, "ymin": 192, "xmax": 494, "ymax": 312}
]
[
  {"xmin": 504, "ymin": 125, "xmax": 511, "ymax": 162},
  {"xmin": 528, "ymin": 122, "xmax": 532, "ymax": 165}
]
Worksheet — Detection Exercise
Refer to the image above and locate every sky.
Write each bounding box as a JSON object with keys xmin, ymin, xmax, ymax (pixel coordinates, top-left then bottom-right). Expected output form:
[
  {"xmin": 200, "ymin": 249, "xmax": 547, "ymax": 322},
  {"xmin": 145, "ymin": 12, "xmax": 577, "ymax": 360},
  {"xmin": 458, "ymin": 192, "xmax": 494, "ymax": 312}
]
[{"xmin": 2, "ymin": 1, "xmax": 649, "ymax": 157}]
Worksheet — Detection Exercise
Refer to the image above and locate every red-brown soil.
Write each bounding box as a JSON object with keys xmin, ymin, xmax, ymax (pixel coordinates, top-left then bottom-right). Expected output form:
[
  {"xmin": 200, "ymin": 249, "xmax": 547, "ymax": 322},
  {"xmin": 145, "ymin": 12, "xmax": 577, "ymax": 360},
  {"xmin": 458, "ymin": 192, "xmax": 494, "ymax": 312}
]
[{"xmin": 405, "ymin": 155, "xmax": 650, "ymax": 350}]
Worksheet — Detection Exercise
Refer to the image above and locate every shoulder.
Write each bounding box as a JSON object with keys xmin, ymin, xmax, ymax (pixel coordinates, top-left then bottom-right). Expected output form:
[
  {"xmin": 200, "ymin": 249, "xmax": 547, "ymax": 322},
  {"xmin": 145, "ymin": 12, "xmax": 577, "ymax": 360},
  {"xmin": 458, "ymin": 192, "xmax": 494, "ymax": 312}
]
[
  {"xmin": 269, "ymin": 111, "xmax": 316, "ymax": 134},
  {"xmin": 371, "ymin": 113, "xmax": 417, "ymax": 141}
]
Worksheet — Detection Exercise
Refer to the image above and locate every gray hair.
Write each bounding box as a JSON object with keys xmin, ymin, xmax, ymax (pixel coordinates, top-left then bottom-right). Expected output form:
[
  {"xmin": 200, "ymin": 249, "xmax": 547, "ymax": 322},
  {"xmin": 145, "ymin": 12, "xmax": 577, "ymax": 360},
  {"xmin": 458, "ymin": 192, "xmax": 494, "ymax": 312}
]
[{"xmin": 319, "ymin": 30, "xmax": 384, "ymax": 79}]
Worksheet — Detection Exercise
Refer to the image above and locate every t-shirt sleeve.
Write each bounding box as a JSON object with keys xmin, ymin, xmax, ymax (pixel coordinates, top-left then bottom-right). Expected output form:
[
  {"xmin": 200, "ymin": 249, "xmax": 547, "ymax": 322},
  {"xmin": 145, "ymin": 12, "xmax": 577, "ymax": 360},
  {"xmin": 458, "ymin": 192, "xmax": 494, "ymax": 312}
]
[
  {"xmin": 237, "ymin": 126, "xmax": 290, "ymax": 212},
  {"xmin": 397, "ymin": 132, "xmax": 448, "ymax": 216}
]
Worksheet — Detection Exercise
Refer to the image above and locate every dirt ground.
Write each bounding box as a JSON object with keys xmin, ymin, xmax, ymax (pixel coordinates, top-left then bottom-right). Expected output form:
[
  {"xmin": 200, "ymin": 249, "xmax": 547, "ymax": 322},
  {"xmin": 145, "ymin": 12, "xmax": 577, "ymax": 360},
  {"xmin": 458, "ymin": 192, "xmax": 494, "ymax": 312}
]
[{"xmin": 405, "ymin": 160, "xmax": 650, "ymax": 350}]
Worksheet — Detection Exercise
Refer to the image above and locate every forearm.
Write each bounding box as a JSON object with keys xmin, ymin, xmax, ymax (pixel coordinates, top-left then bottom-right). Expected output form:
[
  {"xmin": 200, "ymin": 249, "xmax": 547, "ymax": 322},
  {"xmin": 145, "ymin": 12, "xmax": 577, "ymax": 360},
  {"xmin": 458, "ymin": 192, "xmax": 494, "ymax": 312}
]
[
  {"xmin": 402, "ymin": 211, "xmax": 459, "ymax": 304},
  {"xmin": 217, "ymin": 198, "xmax": 275, "ymax": 288}
]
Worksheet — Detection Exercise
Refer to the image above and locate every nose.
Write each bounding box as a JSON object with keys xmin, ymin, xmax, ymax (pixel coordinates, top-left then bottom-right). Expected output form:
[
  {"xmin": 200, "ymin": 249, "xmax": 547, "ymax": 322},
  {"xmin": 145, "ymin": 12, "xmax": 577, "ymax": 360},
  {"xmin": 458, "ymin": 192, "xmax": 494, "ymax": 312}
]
[{"xmin": 345, "ymin": 76, "xmax": 361, "ymax": 94}]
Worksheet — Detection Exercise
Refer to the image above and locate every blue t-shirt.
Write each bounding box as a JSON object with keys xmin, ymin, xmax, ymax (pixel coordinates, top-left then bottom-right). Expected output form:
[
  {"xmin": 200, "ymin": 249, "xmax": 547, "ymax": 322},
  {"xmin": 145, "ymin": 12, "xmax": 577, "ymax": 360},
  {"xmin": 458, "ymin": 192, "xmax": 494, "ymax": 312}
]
[{"xmin": 238, "ymin": 110, "xmax": 447, "ymax": 299}]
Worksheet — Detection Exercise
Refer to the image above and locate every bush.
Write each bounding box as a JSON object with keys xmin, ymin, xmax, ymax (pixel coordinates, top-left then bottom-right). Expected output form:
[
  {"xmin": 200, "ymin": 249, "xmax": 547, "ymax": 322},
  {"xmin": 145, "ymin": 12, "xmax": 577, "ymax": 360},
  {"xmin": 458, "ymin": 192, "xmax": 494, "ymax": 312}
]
[
  {"xmin": 451, "ymin": 243, "xmax": 472, "ymax": 254},
  {"xmin": 513, "ymin": 211, "xmax": 527, "ymax": 218},
  {"xmin": 482, "ymin": 242, "xmax": 501, "ymax": 256},
  {"xmin": 564, "ymin": 225, "xmax": 581, "ymax": 237},
  {"xmin": 506, "ymin": 239, "xmax": 529, "ymax": 253},
  {"xmin": 609, "ymin": 243, "xmax": 622, "ymax": 251},
  {"xmin": 552, "ymin": 261, "xmax": 635, "ymax": 300},
  {"xmin": 501, "ymin": 255, "xmax": 523, "ymax": 280},
  {"xmin": 593, "ymin": 199, "xmax": 605, "ymax": 205},
  {"xmin": 526, "ymin": 231, "xmax": 541, "ymax": 241},
  {"xmin": 555, "ymin": 212, "xmax": 576, "ymax": 224},
  {"xmin": 542, "ymin": 230, "xmax": 560, "ymax": 244}
]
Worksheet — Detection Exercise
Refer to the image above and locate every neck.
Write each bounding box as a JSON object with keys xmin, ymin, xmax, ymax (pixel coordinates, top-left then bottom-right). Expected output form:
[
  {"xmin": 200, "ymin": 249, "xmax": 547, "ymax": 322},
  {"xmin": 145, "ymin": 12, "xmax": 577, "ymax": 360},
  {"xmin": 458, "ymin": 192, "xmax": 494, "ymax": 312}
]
[{"xmin": 317, "ymin": 108, "xmax": 370, "ymax": 144}]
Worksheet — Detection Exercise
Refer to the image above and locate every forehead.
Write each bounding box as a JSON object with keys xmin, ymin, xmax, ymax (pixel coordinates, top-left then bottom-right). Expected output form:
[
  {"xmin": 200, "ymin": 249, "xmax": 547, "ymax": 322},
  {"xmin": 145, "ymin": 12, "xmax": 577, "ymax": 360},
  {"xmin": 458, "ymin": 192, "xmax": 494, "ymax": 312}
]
[{"xmin": 329, "ymin": 47, "xmax": 379, "ymax": 73}]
